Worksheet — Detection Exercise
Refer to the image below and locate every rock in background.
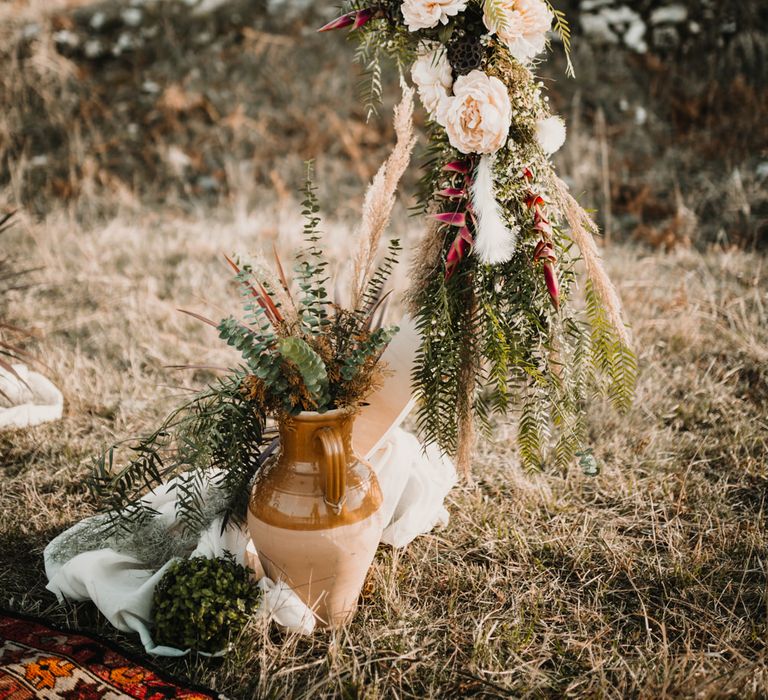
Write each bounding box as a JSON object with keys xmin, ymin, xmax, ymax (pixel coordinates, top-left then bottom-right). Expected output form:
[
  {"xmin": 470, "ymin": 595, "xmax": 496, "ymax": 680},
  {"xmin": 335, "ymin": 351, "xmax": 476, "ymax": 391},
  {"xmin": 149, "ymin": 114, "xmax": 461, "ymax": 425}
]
[{"xmin": 548, "ymin": 0, "xmax": 767, "ymax": 248}]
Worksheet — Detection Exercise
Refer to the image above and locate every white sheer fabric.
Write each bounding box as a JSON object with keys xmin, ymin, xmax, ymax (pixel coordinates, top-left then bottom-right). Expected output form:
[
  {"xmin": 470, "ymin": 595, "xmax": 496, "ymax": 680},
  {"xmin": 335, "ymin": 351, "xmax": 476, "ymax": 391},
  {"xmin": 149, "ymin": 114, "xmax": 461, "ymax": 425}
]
[
  {"xmin": 0, "ymin": 363, "xmax": 63, "ymax": 430},
  {"xmin": 44, "ymin": 426, "xmax": 456, "ymax": 655}
]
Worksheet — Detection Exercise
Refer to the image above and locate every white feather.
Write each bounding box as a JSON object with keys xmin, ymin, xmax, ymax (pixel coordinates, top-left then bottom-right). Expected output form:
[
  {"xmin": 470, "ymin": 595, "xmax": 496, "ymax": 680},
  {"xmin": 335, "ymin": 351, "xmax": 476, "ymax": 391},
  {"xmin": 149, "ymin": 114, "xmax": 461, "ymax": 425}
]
[{"xmin": 471, "ymin": 155, "xmax": 518, "ymax": 265}]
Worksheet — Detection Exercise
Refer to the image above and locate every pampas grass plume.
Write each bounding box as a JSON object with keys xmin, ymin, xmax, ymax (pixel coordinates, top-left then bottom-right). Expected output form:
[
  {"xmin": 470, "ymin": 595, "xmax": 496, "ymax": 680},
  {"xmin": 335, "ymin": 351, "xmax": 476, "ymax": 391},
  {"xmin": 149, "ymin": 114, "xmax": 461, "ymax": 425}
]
[
  {"xmin": 351, "ymin": 87, "xmax": 417, "ymax": 309},
  {"xmin": 552, "ymin": 176, "xmax": 633, "ymax": 348}
]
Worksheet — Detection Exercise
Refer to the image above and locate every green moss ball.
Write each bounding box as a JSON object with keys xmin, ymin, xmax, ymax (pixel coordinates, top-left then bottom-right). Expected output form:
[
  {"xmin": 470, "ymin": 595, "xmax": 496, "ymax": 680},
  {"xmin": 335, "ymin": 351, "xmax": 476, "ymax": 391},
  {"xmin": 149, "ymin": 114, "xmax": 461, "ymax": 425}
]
[{"xmin": 152, "ymin": 555, "xmax": 261, "ymax": 653}]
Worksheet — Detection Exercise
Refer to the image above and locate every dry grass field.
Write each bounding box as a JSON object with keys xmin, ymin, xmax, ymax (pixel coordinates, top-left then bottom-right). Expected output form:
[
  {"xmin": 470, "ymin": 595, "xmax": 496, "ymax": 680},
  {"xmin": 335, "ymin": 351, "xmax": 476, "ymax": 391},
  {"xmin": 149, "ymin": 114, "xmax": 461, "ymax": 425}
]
[
  {"xmin": 1, "ymin": 205, "xmax": 766, "ymax": 698},
  {"xmin": 1, "ymin": 1, "xmax": 767, "ymax": 698}
]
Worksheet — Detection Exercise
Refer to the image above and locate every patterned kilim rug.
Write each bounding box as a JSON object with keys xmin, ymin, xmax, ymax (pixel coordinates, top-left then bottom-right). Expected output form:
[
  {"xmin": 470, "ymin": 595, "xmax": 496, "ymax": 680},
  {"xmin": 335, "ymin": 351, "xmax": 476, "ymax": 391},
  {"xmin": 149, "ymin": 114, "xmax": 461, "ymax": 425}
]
[{"xmin": 0, "ymin": 610, "xmax": 221, "ymax": 699}]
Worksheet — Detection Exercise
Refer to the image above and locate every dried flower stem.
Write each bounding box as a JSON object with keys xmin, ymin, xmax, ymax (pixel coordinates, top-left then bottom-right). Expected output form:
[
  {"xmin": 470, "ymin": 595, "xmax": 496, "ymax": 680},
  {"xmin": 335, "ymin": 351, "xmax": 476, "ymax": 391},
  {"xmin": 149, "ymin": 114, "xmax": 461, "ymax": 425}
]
[
  {"xmin": 246, "ymin": 253, "xmax": 300, "ymax": 331},
  {"xmin": 455, "ymin": 283, "xmax": 478, "ymax": 481},
  {"xmin": 406, "ymin": 215, "xmax": 443, "ymax": 315}
]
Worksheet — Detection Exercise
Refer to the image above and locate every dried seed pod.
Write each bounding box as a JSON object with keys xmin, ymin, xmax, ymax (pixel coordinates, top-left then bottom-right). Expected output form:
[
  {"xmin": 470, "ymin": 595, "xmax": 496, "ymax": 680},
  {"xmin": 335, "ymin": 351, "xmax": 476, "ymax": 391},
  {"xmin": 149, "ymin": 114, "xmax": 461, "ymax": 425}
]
[{"xmin": 448, "ymin": 34, "xmax": 486, "ymax": 76}]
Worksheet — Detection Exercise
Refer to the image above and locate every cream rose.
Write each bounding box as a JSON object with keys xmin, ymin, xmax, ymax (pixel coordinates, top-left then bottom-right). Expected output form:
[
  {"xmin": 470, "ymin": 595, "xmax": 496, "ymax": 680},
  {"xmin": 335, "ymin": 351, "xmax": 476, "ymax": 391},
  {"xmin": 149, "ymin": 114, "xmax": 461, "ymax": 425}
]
[
  {"xmin": 411, "ymin": 44, "xmax": 453, "ymax": 118},
  {"xmin": 440, "ymin": 70, "xmax": 512, "ymax": 154},
  {"xmin": 483, "ymin": 0, "xmax": 553, "ymax": 64},
  {"xmin": 401, "ymin": 0, "xmax": 468, "ymax": 32}
]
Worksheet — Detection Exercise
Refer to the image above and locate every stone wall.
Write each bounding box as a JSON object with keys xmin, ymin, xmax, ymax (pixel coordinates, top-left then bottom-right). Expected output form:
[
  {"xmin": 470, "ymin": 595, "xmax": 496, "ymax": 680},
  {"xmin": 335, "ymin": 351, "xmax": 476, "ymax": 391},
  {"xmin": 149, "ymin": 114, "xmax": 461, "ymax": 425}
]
[
  {"xmin": 544, "ymin": 0, "xmax": 767, "ymax": 247},
  {"xmin": 575, "ymin": 0, "xmax": 766, "ymax": 66}
]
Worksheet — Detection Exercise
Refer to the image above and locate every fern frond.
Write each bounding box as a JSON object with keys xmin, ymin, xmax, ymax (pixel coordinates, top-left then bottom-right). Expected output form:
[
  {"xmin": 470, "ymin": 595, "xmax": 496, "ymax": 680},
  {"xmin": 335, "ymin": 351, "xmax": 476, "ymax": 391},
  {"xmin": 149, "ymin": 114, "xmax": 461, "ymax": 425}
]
[
  {"xmin": 518, "ymin": 385, "xmax": 549, "ymax": 472},
  {"xmin": 354, "ymin": 31, "xmax": 384, "ymax": 121},
  {"xmin": 546, "ymin": 2, "xmax": 576, "ymax": 79},
  {"xmin": 411, "ymin": 265, "xmax": 477, "ymax": 456},
  {"xmin": 359, "ymin": 238, "xmax": 402, "ymax": 319},
  {"xmin": 608, "ymin": 338, "xmax": 638, "ymax": 414},
  {"xmin": 90, "ymin": 375, "xmax": 271, "ymax": 538},
  {"xmin": 483, "ymin": 0, "xmax": 510, "ymax": 35},
  {"xmin": 585, "ymin": 279, "xmax": 637, "ymax": 413}
]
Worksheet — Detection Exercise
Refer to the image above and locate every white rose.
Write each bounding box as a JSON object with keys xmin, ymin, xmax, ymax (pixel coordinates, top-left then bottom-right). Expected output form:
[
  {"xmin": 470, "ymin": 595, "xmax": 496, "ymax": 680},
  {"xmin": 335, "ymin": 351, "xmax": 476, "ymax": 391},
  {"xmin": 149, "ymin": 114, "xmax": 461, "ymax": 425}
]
[
  {"xmin": 441, "ymin": 70, "xmax": 512, "ymax": 154},
  {"xmin": 483, "ymin": 0, "xmax": 553, "ymax": 64},
  {"xmin": 401, "ymin": 0, "xmax": 468, "ymax": 32},
  {"xmin": 536, "ymin": 115, "xmax": 567, "ymax": 154},
  {"xmin": 411, "ymin": 44, "xmax": 453, "ymax": 118}
]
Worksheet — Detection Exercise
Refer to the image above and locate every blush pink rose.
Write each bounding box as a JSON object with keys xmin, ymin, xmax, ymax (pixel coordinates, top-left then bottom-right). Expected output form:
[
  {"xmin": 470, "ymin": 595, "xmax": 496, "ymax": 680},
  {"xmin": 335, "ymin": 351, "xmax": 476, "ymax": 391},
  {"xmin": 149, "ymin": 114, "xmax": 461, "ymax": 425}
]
[
  {"xmin": 401, "ymin": 0, "xmax": 468, "ymax": 31},
  {"xmin": 440, "ymin": 70, "xmax": 512, "ymax": 154},
  {"xmin": 483, "ymin": 0, "xmax": 554, "ymax": 64}
]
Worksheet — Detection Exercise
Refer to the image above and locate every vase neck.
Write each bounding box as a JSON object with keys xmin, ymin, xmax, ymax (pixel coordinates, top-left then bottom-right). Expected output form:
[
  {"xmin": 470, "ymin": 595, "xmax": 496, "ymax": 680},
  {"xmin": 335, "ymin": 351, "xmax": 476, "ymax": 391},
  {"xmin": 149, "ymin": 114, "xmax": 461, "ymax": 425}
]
[{"xmin": 279, "ymin": 411, "xmax": 355, "ymax": 465}]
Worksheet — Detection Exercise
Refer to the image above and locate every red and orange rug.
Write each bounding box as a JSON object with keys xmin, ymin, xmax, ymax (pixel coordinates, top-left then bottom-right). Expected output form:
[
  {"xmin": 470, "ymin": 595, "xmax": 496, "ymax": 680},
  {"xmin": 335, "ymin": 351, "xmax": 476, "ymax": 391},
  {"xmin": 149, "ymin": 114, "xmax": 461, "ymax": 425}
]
[{"xmin": 0, "ymin": 610, "xmax": 220, "ymax": 699}]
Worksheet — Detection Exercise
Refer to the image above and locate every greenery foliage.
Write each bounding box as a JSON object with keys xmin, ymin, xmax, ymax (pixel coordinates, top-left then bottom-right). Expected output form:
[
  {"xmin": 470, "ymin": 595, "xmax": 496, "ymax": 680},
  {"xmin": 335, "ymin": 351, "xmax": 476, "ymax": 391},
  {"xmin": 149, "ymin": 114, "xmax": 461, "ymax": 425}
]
[
  {"xmin": 214, "ymin": 164, "xmax": 399, "ymax": 415},
  {"xmin": 328, "ymin": 1, "xmax": 637, "ymax": 471},
  {"xmin": 355, "ymin": 29, "xmax": 385, "ymax": 121},
  {"xmin": 295, "ymin": 173, "xmax": 331, "ymax": 334},
  {"xmin": 90, "ymin": 374, "xmax": 273, "ymax": 536},
  {"xmin": 276, "ymin": 337, "xmax": 330, "ymax": 406},
  {"xmin": 90, "ymin": 166, "xmax": 399, "ymax": 535},
  {"xmin": 152, "ymin": 554, "xmax": 261, "ymax": 653}
]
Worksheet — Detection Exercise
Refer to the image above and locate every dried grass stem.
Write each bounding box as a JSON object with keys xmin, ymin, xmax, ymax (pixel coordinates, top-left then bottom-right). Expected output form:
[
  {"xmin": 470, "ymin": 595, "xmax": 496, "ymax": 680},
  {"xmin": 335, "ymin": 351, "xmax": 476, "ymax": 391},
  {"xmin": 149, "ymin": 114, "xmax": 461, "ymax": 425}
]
[
  {"xmin": 351, "ymin": 87, "xmax": 417, "ymax": 309},
  {"xmin": 552, "ymin": 175, "xmax": 633, "ymax": 348}
]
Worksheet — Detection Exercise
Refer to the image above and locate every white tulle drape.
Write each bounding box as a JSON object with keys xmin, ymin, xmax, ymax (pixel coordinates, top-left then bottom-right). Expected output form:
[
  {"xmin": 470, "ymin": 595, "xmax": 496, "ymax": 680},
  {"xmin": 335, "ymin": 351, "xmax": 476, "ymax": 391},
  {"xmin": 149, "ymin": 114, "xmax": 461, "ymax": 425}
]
[{"xmin": 44, "ymin": 427, "xmax": 456, "ymax": 655}]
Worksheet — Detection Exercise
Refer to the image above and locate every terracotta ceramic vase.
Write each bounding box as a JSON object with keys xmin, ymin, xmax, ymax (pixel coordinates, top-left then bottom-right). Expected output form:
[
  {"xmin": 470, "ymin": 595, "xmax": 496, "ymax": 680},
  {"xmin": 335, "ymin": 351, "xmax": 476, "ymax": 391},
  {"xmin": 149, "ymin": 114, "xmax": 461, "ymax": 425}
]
[{"xmin": 247, "ymin": 408, "xmax": 384, "ymax": 628}]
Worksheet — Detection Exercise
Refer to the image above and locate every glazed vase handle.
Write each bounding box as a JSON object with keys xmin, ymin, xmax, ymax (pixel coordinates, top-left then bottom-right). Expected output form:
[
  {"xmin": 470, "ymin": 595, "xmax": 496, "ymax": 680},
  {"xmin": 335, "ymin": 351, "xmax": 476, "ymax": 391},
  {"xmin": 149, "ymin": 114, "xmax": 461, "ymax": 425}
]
[{"xmin": 314, "ymin": 426, "xmax": 346, "ymax": 513}]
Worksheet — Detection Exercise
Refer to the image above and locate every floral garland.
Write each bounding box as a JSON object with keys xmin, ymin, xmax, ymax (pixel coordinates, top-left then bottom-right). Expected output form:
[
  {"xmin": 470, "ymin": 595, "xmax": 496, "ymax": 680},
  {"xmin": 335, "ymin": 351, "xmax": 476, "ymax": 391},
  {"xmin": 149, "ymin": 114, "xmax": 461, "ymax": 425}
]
[{"xmin": 319, "ymin": 0, "xmax": 636, "ymax": 475}]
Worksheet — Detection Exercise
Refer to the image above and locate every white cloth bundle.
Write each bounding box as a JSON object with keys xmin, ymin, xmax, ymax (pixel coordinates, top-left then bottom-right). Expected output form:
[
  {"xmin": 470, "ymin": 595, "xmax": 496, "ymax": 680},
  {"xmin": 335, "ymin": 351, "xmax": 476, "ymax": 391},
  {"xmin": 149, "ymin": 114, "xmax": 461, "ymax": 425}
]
[
  {"xmin": 0, "ymin": 363, "xmax": 63, "ymax": 430},
  {"xmin": 44, "ymin": 426, "xmax": 456, "ymax": 655}
]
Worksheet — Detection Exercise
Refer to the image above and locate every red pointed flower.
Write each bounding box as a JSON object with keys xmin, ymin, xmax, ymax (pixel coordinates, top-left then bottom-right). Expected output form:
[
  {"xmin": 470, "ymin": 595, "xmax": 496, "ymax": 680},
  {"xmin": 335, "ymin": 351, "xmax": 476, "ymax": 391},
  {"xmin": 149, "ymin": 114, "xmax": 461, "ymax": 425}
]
[
  {"xmin": 432, "ymin": 211, "xmax": 467, "ymax": 227},
  {"xmin": 533, "ymin": 240, "xmax": 556, "ymax": 264},
  {"xmin": 445, "ymin": 227, "xmax": 474, "ymax": 279},
  {"xmin": 525, "ymin": 191, "xmax": 545, "ymax": 209},
  {"xmin": 317, "ymin": 12, "xmax": 355, "ymax": 31},
  {"xmin": 533, "ymin": 242, "xmax": 559, "ymax": 309},
  {"xmin": 443, "ymin": 160, "xmax": 471, "ymax": 174},
  {"xmin": 543, "ymin": 262, "xmax": 560, "ymax": 310},
  {"xmin": 318, "ymin": 9, "xmax": 373, "ymax": 32},
  {"xmin": 533, "ymin": 209, "xmax": 554, "ymax": 237},
  {"xmin": 437, "ymin": 187, "xmax": 466, "ymax": 198},
  {"xmin": 353, "ymin": 8, "xmax": 375, "ymax": 28}
]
